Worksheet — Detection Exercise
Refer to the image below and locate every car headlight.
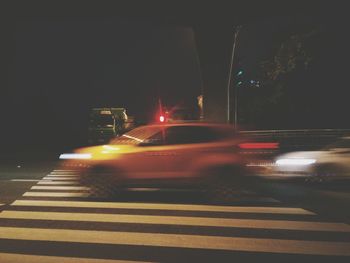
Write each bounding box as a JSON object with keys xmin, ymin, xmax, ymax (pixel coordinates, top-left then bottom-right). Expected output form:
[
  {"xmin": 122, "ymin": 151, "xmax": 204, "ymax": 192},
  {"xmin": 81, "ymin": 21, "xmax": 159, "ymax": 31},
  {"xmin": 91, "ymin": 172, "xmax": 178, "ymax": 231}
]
[
  {"xmin": 275, "ymin": 158, "xmax": 316, "ymax": 166},
  {"xmin": 59, "ymin": 153, "xmax": 92, "ymax": 160}
]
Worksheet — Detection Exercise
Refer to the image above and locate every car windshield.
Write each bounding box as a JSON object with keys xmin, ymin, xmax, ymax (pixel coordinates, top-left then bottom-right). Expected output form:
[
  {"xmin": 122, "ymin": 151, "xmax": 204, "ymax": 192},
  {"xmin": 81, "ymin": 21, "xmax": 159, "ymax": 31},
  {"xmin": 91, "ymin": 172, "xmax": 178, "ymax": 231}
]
[{"xmin": 110, "ymin": 126, "xmax": 162, "ymax": 145}]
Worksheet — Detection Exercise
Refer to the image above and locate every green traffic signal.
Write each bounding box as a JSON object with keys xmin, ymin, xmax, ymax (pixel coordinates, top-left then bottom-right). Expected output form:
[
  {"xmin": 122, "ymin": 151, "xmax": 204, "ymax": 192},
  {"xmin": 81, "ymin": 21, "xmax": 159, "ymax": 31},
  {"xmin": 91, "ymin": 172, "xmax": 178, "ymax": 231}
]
[{"xmin": 237, "ymin": 70, "xmax": 243, "ymax": 76}]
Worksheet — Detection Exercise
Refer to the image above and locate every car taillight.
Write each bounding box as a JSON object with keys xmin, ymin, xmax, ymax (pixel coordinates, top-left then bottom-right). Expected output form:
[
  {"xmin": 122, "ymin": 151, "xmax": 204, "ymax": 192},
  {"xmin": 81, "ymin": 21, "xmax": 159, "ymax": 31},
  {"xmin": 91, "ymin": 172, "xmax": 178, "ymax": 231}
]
[{"xmin": 238, "ymin": 142, "xmax": 279, "ymax": 149}]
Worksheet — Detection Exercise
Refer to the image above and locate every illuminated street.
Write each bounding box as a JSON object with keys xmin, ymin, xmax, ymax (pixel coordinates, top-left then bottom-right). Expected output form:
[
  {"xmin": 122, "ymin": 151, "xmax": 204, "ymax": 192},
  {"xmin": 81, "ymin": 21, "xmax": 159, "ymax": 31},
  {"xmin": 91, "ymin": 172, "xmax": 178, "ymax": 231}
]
[{"xmin": 0, "ymin": 166, "xmax": 349, "ymax": 262}]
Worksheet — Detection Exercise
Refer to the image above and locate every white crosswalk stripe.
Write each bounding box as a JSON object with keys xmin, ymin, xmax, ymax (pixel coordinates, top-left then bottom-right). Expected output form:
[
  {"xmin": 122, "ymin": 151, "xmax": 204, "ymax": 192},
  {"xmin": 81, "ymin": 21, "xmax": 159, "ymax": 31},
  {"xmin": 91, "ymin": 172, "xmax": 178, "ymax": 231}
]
[
  {"xmin": 0, "ymin": 226, "xmax": 349, "ymax": 256},
  {"xmin": 46, "ymin": 174, "xmax": 80, "ymax": 177},
  {"xmin": 23, "ymin": 192, "xmax": 90, "ymax": 197},
  {"xmin": 42, "ymin": 177, "xmax": 79, "ymax": 181},
  {"xmin": 51, "ymin": 169, "xmax": 77, "ymax": 173},
  {"xmin": 31, "ymin": 186, "xmax": 90, "ymax": 190},
  {"xmin": 37, "ymin": 181, "xmax": 79, "ymax": 185},
  {"xmin": 11, "ymin": 200, "xmax": 315, "ymax": 214},
  {"xmin": 0, "ymin": 252, "xmax": 148, "ymax": 263},
  {"xmin": 50, "ymin": 171, "xmax": 80, "ymax": 174},
  {"xmin": 1, "ymin": 169, "xmax": 349, "ymax": 260}
]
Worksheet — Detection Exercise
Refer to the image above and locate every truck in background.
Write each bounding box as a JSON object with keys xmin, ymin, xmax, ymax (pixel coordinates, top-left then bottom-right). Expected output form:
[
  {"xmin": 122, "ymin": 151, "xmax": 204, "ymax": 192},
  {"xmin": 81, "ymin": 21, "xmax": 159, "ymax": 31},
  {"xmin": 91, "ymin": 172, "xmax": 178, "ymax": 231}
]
[{"xmin": 88, "ymin": 108, "xmax": 134, "ymax": 145}]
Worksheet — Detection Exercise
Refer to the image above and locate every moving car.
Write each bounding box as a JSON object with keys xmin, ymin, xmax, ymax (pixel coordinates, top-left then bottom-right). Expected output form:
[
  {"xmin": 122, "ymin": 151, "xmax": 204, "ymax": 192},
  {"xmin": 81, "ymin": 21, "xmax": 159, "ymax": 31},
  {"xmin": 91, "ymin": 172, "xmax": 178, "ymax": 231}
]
[
  {"xmin": 60, "ymin": 122, "xmax": 259, "ymax": 201},
  {"xmin": 272, "ymin": 136, "xmax": 350, "ymax": 183}
]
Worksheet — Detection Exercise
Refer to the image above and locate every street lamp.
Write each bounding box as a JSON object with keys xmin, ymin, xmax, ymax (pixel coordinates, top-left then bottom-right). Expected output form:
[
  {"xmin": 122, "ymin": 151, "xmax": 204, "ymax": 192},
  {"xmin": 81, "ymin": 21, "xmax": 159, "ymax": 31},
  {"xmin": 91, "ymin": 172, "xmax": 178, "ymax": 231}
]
[{"xmin": 227, "ymin": 25, "xmax": 242, "ymax": 125}]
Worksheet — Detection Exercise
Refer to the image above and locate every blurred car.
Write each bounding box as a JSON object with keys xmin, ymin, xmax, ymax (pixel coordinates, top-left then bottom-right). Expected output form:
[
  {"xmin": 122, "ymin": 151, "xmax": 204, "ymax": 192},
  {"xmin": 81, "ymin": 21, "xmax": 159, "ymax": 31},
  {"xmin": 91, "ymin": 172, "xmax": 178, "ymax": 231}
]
[
  {"xmin": 272, "ymin": 136, "xmax": 350, "ymax": 182},
  {"xmin": 59, "ymin": 122, "xmax": 261, "ymax": 201}
]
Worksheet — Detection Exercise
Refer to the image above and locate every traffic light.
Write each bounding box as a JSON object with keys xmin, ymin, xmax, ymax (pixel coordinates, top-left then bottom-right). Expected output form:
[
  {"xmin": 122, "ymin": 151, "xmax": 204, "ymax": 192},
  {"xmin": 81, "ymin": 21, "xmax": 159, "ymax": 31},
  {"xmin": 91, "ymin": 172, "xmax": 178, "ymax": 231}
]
[
  {"xmin": 236, "ymin": 69, "xmax": 244, "ymax": 86},
  {"xmin": 159, "ymin": 115, "xmax": 165, "ymax": 123}
]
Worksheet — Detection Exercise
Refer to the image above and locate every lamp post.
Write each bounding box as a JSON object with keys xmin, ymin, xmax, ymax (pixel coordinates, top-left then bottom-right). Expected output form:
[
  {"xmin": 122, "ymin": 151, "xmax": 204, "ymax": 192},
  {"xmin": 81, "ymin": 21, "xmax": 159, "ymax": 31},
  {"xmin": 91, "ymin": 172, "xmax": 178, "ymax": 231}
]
[
  {"xmin": 227, "ymin": 25, "xmax": 241, "ymax": 125},
  {"xmin": 235, "ymin": 75, "xmax": 243, "ymax": 126}
]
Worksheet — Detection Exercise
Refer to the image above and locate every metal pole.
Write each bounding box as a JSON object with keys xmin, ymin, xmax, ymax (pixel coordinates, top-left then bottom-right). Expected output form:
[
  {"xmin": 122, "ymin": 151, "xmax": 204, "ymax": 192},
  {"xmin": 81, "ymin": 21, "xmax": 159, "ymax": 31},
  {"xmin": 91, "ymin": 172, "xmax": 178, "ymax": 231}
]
[
  {"xmin": 193, "ymin": 35, "xmax": 205, "ymax": 120},
  {"xmin": 234, "ymin": 82, "xmax": 238, "ymax": 126},
  {"xmin": 227, "ymin": 25, "xmax": 241, "ymax": 124}
]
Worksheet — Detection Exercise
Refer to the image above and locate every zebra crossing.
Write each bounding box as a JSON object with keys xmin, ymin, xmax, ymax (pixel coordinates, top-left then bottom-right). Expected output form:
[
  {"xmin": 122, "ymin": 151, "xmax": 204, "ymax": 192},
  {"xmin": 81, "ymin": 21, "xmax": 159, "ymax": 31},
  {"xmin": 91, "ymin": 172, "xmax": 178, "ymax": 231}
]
[
  {"xmin": 0, "ymin": 169, "xmax": 350, "ymax": 262},
  {"xmin": 21, "ymin": 169, "xmax": 283, "ymax": 202},
  {"xmin": 23, "ymin": 170, "xmax": 90, "ymax": 198}
]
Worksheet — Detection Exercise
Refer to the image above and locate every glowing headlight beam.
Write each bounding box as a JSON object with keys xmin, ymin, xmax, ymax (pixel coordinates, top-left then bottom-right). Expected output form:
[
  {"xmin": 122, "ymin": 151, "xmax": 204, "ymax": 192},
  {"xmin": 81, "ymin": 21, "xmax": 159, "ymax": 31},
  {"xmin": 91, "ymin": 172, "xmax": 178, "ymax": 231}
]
[
  {"xmin": 59, "ymin": 153, "xmax": 92, "ymax": 160},
  {"xmin": 276, "ymin": 158, "xmax": 316, "ymax": 166},
  {"xmin": 102, "ymin": 145, "xmax": 120, "ymax": 151}
]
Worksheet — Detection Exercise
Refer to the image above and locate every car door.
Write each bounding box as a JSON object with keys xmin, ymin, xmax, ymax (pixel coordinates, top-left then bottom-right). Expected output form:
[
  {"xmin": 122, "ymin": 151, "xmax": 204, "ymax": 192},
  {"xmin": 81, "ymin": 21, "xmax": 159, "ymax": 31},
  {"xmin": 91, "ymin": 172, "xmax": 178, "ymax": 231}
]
[
  {"xmin": 157, "ymin": 126, "xmax": 220, "ymax": 179},
  {"xmin": 117, "ymin": 127, "xmax": 167, "ymax": 180}
]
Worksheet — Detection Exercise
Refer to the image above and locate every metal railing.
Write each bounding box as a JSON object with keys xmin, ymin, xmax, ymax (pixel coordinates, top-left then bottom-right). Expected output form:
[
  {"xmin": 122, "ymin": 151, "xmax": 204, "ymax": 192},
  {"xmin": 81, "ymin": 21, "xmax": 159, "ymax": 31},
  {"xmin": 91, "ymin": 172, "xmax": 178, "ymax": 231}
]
[{"xmin": 239, "ymin": 129, "xmax": 350, "ymax": 154}]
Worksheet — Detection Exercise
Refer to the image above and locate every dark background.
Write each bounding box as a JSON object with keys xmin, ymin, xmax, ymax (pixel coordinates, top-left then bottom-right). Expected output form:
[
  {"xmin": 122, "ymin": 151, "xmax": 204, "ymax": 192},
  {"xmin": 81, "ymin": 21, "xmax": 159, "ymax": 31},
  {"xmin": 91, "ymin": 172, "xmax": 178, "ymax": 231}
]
[
  {"xmin": 1, "ymin": 1, "xmax": 349, "ymax": 161},
  {"xmin": 3, "ymin": 18, "xmax": 201, "ymax": 154}
]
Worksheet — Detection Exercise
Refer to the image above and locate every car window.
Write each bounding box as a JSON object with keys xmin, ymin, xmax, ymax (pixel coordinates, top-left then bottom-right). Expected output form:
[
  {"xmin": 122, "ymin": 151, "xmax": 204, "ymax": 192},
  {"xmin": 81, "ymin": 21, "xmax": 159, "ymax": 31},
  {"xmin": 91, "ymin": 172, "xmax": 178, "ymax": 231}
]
[
  {"xmin": 164, "ymin": 126, "xmax": 220, "ymax": 145},
  {"xmin": 110, "ymin": 126, "xmax": 163, "ymax": 145},
  {"xmin": 142, "ymin": 130, "xmax": 165, "ymax": 146}
]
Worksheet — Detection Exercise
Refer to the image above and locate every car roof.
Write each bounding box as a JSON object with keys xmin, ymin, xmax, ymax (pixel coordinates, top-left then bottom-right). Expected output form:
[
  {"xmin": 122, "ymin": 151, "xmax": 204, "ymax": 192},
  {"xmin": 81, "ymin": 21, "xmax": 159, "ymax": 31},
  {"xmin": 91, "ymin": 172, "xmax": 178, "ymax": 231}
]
[{"xmin": 143, "ymin": 122, "xmax": 237, "ymax": 130}]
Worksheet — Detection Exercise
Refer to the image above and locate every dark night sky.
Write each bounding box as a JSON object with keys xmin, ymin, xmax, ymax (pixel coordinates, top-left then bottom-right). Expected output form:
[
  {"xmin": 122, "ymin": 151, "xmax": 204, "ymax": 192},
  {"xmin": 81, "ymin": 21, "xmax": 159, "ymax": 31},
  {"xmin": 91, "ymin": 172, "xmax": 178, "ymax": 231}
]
[
  {"xmin": 235, "ymin": 14, "xmax": 350, "ymax": 129},
  {"xmin": 3, "ymin": 18, "xmax": 202, "ymax": 156},
  {"xmin": 1, "ymin": 1, "xmax": 349, "ymax": 160}
]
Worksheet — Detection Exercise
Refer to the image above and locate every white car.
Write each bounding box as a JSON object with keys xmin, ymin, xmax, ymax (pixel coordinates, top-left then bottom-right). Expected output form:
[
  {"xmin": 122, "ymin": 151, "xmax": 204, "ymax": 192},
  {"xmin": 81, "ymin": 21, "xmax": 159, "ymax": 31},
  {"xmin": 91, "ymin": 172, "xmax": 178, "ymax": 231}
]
[{"xmin": 272, "ymin": 137, "xmax": 350, "ymax": 182}]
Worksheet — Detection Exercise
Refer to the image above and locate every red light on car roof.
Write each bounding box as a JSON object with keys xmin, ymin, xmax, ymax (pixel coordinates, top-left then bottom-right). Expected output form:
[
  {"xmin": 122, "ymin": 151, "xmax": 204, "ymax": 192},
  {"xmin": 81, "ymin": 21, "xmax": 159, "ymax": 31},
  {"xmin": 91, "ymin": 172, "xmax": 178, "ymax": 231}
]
[
  {"xmin": 159, "ymin": 115, "xmax": 165, "ymax": 122},
  {"xmin": 238, "ymin": 142, "xmax": 279, "ymax": 149}
]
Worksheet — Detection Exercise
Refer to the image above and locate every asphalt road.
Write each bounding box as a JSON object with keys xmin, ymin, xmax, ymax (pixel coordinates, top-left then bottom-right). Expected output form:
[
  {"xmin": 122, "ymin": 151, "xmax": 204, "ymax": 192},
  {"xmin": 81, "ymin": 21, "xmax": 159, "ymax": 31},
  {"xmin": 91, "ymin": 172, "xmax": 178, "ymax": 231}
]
[{"xmin": 0, "ymin": 163, "xmax": 350, "ymax": 262}]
